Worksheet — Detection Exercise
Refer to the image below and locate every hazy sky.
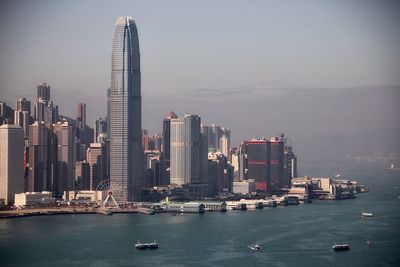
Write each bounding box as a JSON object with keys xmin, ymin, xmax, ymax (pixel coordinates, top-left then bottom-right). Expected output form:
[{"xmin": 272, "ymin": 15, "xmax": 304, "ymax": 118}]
[{"xmin": 0, "ymin": 0, "xmax": 399, "ymax": 162}]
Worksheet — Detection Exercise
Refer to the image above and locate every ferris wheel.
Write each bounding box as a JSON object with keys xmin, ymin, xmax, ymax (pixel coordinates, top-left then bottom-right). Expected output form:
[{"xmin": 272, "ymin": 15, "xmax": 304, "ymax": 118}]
[{"xmin": 95, "ymin": 179, "xmax": 122, "ymax": 209}]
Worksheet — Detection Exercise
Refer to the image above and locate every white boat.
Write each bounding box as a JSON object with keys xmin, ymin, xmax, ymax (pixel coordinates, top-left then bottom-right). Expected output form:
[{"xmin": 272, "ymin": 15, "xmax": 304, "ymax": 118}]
[
  {"xmin": 386, "ymin": 164, "xmax": 400, "ymax": 170},
  {"xmin": 361, "ymin": 212, "xmax": 373, "ymax": 217},
  {"xmin": 250, "ymin": 244, "xmax": 261, "ymax": 251},
  {"xmin": 135, "ymin": 240, "xmax": 159, "ymax": 249},
  {"xmin": 332, "ymin": 243, "xmax": 350, "ymax": 251}
]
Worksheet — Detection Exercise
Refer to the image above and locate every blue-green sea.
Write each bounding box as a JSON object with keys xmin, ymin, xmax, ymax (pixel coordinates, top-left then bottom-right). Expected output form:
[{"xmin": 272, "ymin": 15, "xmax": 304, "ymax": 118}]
[{"xmin": 1, "ymin": 164, "xmax": 399, "ymax": 266}]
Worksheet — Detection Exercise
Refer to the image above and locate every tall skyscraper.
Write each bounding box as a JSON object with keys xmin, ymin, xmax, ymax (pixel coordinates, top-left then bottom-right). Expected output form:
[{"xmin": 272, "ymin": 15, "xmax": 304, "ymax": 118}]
[
  {"xmin": 270, "ymin": 136, "xmax": 285, "ymax": 189},
  {"xmin": 283, "ymin": 135, "xmax": 297, "ymax": 186},
  {"xmin": 152, "ymin": 134, "xmax": 162, "ymax": 151},
  {"xmin": 28, "ymin": 122, "xmax": 52, "ymax": 192},
  {"xmin": 161, "ymin": 111, "xmax": 177, "ymax": 185},
  {"xmin": 162, "ymin": 111, "xmax": 177, "ymax": 163},
  {"xmin": 241, "ymin": 138, "xmax": 271, "ymax": 193},
  {"xmin": 34, "ymin": 83, "xmax": 58, "ymax": 124},
  {"xmin": 284, "ymin": 145, "xmax": 297, "ymax": 182},
  {"xmin": 0, "ymin": 124, "xmax": 25, "ymax": 204},
  {"xmin": 201, "ymin": 124, "xmax": 230, "ymax": 156},
  {"xmin": 37, "ymin": 83, "xmax": 50, "ymax": 101},
  {"xmin": 94, "ymin": 117, "xmax": 107, "ymax": 143},
  {"xmin": 53, "ymin": 122, "xmax": 75, "ymax": 196},
  {"xmin": 76, "ymin": 103, "xmax": 87, "ymax": 145},
  {"xmin": 109, "ymin": 17, "xmax": 143, "ymax": 201},
  {"xmin": 170, "ymin": 114, "xmax": 204, "ymax": 185}
]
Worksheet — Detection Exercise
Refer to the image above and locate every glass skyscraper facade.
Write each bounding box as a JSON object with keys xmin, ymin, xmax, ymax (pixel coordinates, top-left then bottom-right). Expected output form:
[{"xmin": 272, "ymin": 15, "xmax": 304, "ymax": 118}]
[
  {"xmin": 110, "ymin": 17, "xmax": 143, "ymax": 201},
  {"xmin": 170, "ymin": 114, "xmax": 205, "ymax": 185}
]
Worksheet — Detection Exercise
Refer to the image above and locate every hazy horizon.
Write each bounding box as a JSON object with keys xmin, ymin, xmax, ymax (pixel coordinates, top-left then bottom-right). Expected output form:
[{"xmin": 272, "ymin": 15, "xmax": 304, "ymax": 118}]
[{"xmin": 1, "ymin": 0, "xmax": 399, "ymax": 163}]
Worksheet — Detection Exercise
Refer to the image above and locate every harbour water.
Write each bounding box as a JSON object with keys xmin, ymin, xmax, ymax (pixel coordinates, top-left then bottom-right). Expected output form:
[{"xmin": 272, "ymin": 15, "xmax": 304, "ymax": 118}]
[{"xmin": 1, "ymin": 164, "xmax": 399, "ymax": 266}]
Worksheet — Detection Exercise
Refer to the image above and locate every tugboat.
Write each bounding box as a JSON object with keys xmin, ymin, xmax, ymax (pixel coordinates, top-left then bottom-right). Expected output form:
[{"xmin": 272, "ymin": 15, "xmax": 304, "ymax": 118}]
[
  {"xmin": 250, "ymin": 244, "xmax": 261, "ymax": 251},
  {"xmin": 332, "ymin": 244, "xmax": 350, "ymax": 251},
  {"xmin": 135, "ymin": 241, "xmax": 159, "ymax": 250},
  {"xmin": 361, "ymin": 212, "xmax": 373, "ymax": 217}
]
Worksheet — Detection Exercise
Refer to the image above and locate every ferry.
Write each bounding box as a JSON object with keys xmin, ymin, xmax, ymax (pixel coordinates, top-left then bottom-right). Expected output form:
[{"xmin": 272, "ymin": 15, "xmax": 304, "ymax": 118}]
[
  {"xmin": 250, "ymin": 244, "xmax": 261, "ymax": 251},
  {"xmin": 361, "ymin": 212, "xmax": 373, "ymax": 217},
  {"xmin": 135, "ymin": 241, "xmax": 159, "ymax": 250},
  {"xmin": 332, "ymin": 244, "xmax": 350, "ymax": 251}
]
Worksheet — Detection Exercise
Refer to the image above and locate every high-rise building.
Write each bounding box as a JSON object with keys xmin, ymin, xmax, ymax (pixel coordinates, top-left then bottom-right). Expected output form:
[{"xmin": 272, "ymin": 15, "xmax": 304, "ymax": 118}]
[
  {"xmin": 87, "ymin": 143, "xmax": 107, "ymax": 190},
  {"xmin": 283, "ymin": 135, "xmax": 297, "ymax": 186},
  {"xmin": 207, "ymin": 152, "xmax": 232, "ymax": 196},
  {"xmin": 231, "ymin": 152, "xmax": 240, "ymax": 182},
  {"xmin": 0, "ymin": 124, "xmax": 25, "ymax": 204},
  {"xmin": 28, "ymin": 122, "xmax": 53, "ymax": 192},
  {"xmin": 144, "ymin": 150, "xmax": 163, "ymax": 188},
  {"xmin": 109, "ymin": 17, "xmax": 143, "ymax": 201},
  {"xmin": 241, "ymin": 138, "xmax": 271, "ymax": 193},
  {"xmin": 161, "ymin": 111, "xmax": 177, "ymax": 185},
  {"xmin": 170, "ymin": 114, "xmax": 205, "ymax": 185},
  {"xmin": 76, "ymin": 103, "xmax": 87, "ymax": 145},
  {"xmin": 53, "ymin": 122, "xmax": 75, "ymax": 196},
  {"xmin": 270, "ymin": 136, "xmax": 285, "ymax": 189},
  {"xmin": 240, "ymin": 135, "xmax": 293, "ymax": 192},
  {"xmin": 219, "ymin": 134, "xmax": 230, "ymax": 158},
  {"xmin": 16, "ymin": 98, "xmax": 31, "ymax": 113},
  {"xmin": 37, "ymin": 83, "xmax": 50, "ymax": 101},
  {"xmin": 14, "ymin": 97, "xmax": 31, "ymax": 139},
  {"xmin": 94, "ymin": 117, "xmax": 107, "ymax": 143},
  {"xmin": 0, "ymin": 102, "xmax": 14, "ymax": 125},
  {"xmin": 201, "ymin": 124, "xmax": 230, "ymax": 156},
  {"xmin": 142, "ymin": 133, "xmax": 155, "ymax": 151},
  {"xmin": 75, "ymin": 161, "xmax": 90, "ymax": 190},
  {"xmin": 0, "ymin": 102, "xmax": 5, "ymax": 121},
  {"xmin": 153, "ymin": 134, "xmax": 162, "ymax": 151},
  {"xmin": 162, "ymin": 111, "xmax": 177, "ymax": 163},
  {"xmin": 34, "ymin": 83, "xmax": 58, "ymax": 124},
  {"xmin": 284, "ymin": 145, "xmax": 297, "ymax": 182}
]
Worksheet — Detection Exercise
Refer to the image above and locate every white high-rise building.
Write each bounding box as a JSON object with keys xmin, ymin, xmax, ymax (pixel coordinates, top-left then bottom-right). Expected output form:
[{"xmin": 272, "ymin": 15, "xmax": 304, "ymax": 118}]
[
  {"xmin": 109, "ymin": 17, "xmax": 143, "ymax": 201},
  {"xmin": 170, "ymin": 114, "xmax": 204, "ymax": 185},
  {"xmin": 0, "ymin": 124, "xmax": 25, "ymax": 204}
]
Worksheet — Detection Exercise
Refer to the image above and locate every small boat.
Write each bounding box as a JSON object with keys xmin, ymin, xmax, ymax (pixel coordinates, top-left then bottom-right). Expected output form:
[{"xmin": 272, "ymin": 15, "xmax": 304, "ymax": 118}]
[
  {"xmin": 98, "ymin": 209, "xmax": 113, "ymax": 215},
  {"xmin": 332, "ymin": 244, "xmax": 350, "ymax": 251},
  {"xmin": 361, "ymin": 212, "xmax": 373, "ymax": 217},
  {"xmin": 386, "ymin": 164, "xmax": 400, "ymax": 170},
  {"xmin": 250, "ymin": 244, "xmax": 261, "ymax": 251},
  {"xmin": 135, "ymin": 241, "xmax": 159, "ymax": 250}
]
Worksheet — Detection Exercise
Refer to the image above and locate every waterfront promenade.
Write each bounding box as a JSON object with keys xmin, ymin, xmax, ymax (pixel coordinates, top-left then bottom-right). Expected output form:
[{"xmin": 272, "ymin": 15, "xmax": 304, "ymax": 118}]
[{"xmin": 0, "ymin": 207, "xmax": 143, "ymax": 219}]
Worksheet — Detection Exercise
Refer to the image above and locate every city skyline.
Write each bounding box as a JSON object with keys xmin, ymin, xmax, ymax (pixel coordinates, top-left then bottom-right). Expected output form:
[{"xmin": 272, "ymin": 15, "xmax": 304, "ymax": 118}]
[
  {"xmin": 0, "ymin": 0, "xmax": 399, "ymax": 163},
  {"xmin": 0, "ymin": 3, "xmax": 399, "ymax": 266}
]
